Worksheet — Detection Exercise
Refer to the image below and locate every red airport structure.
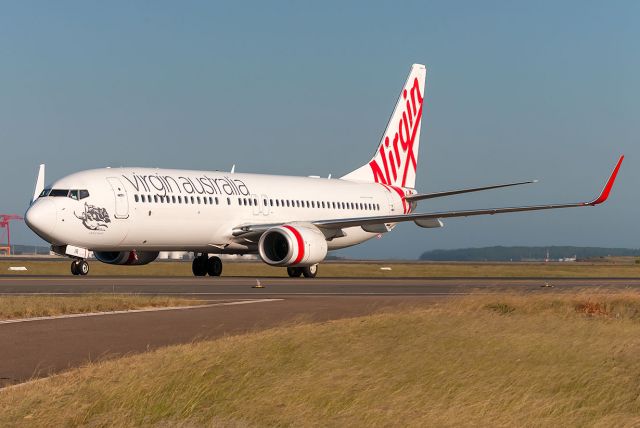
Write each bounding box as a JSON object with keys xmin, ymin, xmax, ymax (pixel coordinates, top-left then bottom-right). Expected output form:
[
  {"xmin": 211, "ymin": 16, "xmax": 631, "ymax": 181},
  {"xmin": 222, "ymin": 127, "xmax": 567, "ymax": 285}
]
[{"xmin": 0, "ymin": 214, "xmax": 23, "ymax": 256}]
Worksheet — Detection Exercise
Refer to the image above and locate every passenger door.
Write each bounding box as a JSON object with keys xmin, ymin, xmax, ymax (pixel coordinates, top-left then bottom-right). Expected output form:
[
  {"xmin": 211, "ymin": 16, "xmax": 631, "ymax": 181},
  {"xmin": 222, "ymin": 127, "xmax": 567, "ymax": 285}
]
[{"xmin": 107, "ymin": 177, "xmax": 129, "ymax": 219}]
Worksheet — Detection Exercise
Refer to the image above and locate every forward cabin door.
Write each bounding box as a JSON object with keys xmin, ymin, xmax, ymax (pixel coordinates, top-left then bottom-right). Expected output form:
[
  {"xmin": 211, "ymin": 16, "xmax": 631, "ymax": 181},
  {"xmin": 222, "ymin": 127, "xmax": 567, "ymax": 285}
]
[{"xmin": 107, "ymin": 177, "xmax": 129, "ymax": 219}]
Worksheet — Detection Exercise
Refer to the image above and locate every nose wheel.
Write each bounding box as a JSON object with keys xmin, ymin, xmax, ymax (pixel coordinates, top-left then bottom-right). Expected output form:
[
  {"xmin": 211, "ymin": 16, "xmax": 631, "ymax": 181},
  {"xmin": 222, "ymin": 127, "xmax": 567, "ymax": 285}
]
[{"xmin": 71, "ymin": 259, "xmax": 89, "ymax": 276}]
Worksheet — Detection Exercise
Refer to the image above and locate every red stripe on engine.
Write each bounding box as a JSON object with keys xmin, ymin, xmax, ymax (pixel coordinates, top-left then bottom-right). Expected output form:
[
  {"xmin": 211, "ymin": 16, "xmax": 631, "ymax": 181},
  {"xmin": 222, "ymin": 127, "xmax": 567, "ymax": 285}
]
[{"xmin": 283, "ymin": 225, "xmax": 305, "ymax": 265}]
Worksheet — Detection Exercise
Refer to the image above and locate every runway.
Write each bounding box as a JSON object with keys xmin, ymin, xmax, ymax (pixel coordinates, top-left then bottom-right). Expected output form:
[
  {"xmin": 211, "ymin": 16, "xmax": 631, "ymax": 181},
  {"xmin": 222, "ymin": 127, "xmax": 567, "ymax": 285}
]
[
  {"xmin": 1, "ymin": 275, "xmax": 639, "ymax": 388},
  {"xmin": 2, "ymin": 275, "xmax": 640, "ymax": 296}
]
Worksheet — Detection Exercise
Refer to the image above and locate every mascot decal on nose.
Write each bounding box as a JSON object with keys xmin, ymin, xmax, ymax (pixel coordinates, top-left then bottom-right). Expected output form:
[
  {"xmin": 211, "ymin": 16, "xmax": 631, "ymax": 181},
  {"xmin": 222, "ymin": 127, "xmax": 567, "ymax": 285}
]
[{"xmin": 75, "ymin": 202, "xmax": 111, "ymax": 231}]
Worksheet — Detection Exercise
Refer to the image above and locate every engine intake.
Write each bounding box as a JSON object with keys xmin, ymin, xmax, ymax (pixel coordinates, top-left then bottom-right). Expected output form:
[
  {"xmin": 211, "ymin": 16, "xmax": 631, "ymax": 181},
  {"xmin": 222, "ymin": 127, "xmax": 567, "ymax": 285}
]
[
  {"xmin": 94, "ymin": 250, "xmax": 159, "ymax": 266},
  {"xmin": 258, "ymin": 224, "xmax": 327, "ymax": 267}
]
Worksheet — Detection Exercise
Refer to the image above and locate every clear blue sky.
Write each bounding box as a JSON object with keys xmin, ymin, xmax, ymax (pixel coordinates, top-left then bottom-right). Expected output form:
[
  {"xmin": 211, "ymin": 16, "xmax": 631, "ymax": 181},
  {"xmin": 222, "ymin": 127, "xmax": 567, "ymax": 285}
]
[{"xmin": 1, "ymin": 1, "xmax": 638, "ymax": 259}]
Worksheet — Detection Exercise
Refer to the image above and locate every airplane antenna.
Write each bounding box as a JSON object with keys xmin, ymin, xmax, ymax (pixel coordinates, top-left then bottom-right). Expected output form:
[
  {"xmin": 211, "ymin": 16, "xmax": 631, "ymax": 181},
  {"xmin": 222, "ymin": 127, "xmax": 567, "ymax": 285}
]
[
  {"xmin": 231, "ymin": 164, "xmax": 236, "ymax": 174},
  {"xmin": 328, "ymin": 174, "xmax": 332, "ymax": 179}
]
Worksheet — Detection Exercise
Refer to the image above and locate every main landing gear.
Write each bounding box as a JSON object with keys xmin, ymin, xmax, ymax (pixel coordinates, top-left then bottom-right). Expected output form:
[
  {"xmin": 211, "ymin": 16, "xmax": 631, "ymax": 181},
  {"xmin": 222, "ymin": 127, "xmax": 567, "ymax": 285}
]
[
  {"xmin": 71, "ymin": 259, "xmax": 89, "ymax": 276},
  {"xmin": 287, "ymin": 264, "xmax": 318, "ymax": 278},
  {"xmin": 192, "ymin": 254, "xmax": 223, "ymax": 277}
]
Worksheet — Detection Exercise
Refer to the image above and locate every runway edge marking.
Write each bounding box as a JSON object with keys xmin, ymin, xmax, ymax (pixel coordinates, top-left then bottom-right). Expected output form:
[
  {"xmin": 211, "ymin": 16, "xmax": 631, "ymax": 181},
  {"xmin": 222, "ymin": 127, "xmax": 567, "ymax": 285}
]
[{"xmin": 0, "ymin": 298, "xmax": 283, "ymax": 325}]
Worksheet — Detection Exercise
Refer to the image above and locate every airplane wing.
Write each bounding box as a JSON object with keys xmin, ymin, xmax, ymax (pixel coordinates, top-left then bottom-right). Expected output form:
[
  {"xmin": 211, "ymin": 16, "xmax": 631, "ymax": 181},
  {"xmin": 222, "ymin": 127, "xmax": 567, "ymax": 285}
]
[
  {"xmin": 405, "ymin": 180, "xmax": 537, "ymax": 202},
  {"xmin": 232, "ymin": 155, "xmax": 623, "ymax": 237}
]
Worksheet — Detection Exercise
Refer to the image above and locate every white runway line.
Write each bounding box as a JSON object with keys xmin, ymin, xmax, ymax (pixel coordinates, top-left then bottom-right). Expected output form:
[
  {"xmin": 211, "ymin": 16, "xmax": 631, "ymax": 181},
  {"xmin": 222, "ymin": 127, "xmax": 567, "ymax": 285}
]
[{"xmin": 0, "ymin": 298, "xmax": 283, "ymax": 325}]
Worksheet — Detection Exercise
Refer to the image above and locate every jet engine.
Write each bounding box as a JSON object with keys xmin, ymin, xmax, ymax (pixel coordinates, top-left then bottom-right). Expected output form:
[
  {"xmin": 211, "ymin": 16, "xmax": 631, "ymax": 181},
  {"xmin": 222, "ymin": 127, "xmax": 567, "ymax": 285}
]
[
  {"xmin": 94, "ymin": 250, "xmax": 159, "ymax": 265},
  {"xmin": 258, "ymin": 224, "xmax": 328, "ymax": 267}
]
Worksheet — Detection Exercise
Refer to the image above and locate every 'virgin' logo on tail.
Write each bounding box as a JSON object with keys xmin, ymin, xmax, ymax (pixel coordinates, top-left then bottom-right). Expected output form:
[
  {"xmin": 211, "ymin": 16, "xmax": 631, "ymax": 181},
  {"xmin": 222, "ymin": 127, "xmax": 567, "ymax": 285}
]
[{"xmin": 369, "ymin": 77, "xmax": 423, "ymax": 188}]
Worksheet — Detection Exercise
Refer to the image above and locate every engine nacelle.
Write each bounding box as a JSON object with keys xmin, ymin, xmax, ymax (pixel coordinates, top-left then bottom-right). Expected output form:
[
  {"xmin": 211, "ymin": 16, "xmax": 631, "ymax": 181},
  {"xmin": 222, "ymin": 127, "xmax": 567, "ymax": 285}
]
[
  {"xmin": 94, "ymin": 250, "xmax": 159, "ymax": 266},
  {"xmin": 258, "ymin": 224, "xmax": 328, "ymax": 267}
]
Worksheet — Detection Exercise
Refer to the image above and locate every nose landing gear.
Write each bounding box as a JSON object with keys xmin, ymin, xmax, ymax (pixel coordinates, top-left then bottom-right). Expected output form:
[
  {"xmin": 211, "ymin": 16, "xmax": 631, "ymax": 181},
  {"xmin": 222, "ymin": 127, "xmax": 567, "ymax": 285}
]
[
  {"xmin": 192, "ymin": 254, "xmax": 223, "ymax": 277},
  {"xmin": 71, "ymin": 259, "xmax": 89, "ymax": 276}
]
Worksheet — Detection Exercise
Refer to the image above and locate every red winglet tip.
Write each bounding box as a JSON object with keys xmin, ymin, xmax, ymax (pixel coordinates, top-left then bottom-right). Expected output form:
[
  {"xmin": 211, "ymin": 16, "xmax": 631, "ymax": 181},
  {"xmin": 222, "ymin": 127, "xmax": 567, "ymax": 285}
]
[{"xmin": 590, "ymin": 155, "xmax": 624, "ymax": 206}]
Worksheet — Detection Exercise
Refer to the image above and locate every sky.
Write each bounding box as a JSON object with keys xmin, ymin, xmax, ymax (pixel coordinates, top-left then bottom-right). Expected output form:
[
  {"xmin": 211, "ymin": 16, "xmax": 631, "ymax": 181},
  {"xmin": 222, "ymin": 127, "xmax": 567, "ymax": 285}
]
[{"xmin": 1, "ymin": 1, "xmax": 638, "ymax": 259}]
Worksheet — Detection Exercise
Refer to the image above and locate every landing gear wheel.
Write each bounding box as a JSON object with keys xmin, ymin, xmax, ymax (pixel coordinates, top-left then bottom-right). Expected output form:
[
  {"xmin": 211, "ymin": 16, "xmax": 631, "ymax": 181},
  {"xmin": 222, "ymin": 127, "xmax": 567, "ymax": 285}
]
[
  {"xmin": 207, "ymin": 256, "xmax": 223, "ymax": 277},
  {"xmin": 192, "ymin": 256, "xmax": 207, "ymax": 276},
  {"xmin": 71, "ymin": 260, "xmax": 80, "ymax": 276},
  {"xmin": 78, "ymin": 260, "xmax": 89, "ymax": 276},
  {"xmin": 287, "ymin": 267, "xmax": 303, "ymax": 278},
  {"xmin": 302, "ymin": 264, "xmax": 318, "ymax": 278}
]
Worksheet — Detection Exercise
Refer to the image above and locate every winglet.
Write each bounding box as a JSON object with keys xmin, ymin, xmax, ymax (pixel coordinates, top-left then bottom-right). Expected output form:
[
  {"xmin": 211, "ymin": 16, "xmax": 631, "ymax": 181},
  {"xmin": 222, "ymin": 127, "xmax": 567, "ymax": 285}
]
[{"xmin": 588, "ymin": 155, "xmax": 623, "ymax": 206}]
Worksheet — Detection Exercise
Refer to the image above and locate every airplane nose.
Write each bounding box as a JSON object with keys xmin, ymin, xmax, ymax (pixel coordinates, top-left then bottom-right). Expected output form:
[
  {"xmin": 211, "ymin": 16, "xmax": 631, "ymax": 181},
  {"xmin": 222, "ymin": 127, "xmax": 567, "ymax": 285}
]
[{"xmin": 25, "ymin": 199, "xmax": 57, "ymax": 239}]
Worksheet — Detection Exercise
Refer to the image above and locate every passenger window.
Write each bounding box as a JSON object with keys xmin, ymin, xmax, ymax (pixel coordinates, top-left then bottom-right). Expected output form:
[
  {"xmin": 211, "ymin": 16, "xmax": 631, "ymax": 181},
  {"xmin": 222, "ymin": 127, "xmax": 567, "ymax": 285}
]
[
  {"xmin": 215, "ymin": 197, "xmax": 219, "ymax": 205},
  {"xmin": 227, "ymin": 197, "xmax": 231, "ymax": 205},
  {"xmin": 134, "ymin": 194, "xmax": 139, "ymax": 203}
]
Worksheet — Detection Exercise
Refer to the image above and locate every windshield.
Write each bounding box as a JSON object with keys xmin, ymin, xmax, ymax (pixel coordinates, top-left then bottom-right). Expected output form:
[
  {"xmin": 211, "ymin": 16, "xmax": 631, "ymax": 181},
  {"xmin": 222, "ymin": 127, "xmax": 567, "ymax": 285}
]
[
  {"xmin": 40, "ymin": 189, "xmax": 90, "ymax": 199},
  {"xmin": 49, "ymin": 189, "xmax": 69, "ymax": 197}
]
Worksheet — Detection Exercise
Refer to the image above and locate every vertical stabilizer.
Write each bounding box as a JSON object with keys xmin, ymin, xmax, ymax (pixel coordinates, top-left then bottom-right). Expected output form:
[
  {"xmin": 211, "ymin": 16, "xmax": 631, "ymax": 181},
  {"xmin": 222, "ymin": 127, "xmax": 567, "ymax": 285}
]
[{"xmin": 341, "ymin": 64, "xmax": 426, "ymax": 189}]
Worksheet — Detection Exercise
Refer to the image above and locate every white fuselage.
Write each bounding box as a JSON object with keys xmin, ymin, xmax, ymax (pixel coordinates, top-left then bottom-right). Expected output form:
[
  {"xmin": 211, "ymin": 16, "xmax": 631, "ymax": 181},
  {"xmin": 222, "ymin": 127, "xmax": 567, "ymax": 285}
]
[{"xmin": 28, "ymin": 167, "xmax": 410, "ymax": 254}]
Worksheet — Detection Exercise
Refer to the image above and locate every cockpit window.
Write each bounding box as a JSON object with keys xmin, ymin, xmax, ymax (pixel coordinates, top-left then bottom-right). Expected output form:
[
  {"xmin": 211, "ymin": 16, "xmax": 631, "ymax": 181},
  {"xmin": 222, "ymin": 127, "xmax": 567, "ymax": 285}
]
[
  {"xmin": 40, "ymin": 189, "xmax": 89, "ymax": 199},
  {"xmin": 49, "ymin": 189, "xmax": 70, "ymax": 197}
]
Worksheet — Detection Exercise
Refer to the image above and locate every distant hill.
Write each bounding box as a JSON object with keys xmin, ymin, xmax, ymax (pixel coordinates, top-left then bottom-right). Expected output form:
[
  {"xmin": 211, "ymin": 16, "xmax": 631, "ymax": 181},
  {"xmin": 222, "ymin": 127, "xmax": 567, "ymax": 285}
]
[{"xmin": 419, "ymin": 246, "xmax": 640, "ymax": 262}]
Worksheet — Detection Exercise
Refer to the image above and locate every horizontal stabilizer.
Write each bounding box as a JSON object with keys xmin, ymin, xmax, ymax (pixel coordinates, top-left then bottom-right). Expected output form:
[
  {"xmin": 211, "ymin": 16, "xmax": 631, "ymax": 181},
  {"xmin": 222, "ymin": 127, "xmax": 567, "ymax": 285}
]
[{"xmin": 406, "ymin": 180, "xmax": 537, "ymax": 202}]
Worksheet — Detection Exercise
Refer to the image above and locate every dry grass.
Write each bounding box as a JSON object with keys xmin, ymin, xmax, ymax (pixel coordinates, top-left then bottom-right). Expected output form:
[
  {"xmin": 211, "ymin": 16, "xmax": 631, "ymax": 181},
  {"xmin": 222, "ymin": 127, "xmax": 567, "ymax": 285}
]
[
  {"xmin": 0, "ymin": 295, "xmax": 203, "ymax": 320},
  {"xmin": 4, "ymin": 291, "xmax": 640, "ymax": 426},
  {"xmin": 2, "ymin": 260, "xmax": 640, "ymax": 277}
]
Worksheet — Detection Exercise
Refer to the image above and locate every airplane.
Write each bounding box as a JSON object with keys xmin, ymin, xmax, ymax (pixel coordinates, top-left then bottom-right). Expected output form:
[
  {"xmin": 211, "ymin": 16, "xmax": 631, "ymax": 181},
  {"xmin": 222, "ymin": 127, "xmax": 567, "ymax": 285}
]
[{"xmin": 24, "ymin": 64, "xmax": 624, "ymax": 277}]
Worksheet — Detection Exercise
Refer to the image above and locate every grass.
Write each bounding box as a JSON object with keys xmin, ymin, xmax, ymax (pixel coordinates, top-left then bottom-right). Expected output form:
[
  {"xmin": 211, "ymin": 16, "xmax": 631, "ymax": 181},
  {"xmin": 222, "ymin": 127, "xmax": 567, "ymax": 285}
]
[
  {"xmin": 4, "ymin": 291, "xmax": 640, "ymax": 426},
  {"xmin": 0, "ymin": 295, "xmax": 203, "ymax": 320},
  {"xmin": 2, "ymin": 259, "xmax": 640, "ymax": 277}
]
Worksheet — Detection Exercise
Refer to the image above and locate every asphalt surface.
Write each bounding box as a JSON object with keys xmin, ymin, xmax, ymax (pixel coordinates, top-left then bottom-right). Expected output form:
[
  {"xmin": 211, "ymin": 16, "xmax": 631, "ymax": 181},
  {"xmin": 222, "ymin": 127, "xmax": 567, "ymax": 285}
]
[
  {"xmin": 2, "ymin": 275, "xmax": 640, "ymax": 388},
  {"xmin": 3, "ymin": 275, "xmax": 640, "ymax": 295}
]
